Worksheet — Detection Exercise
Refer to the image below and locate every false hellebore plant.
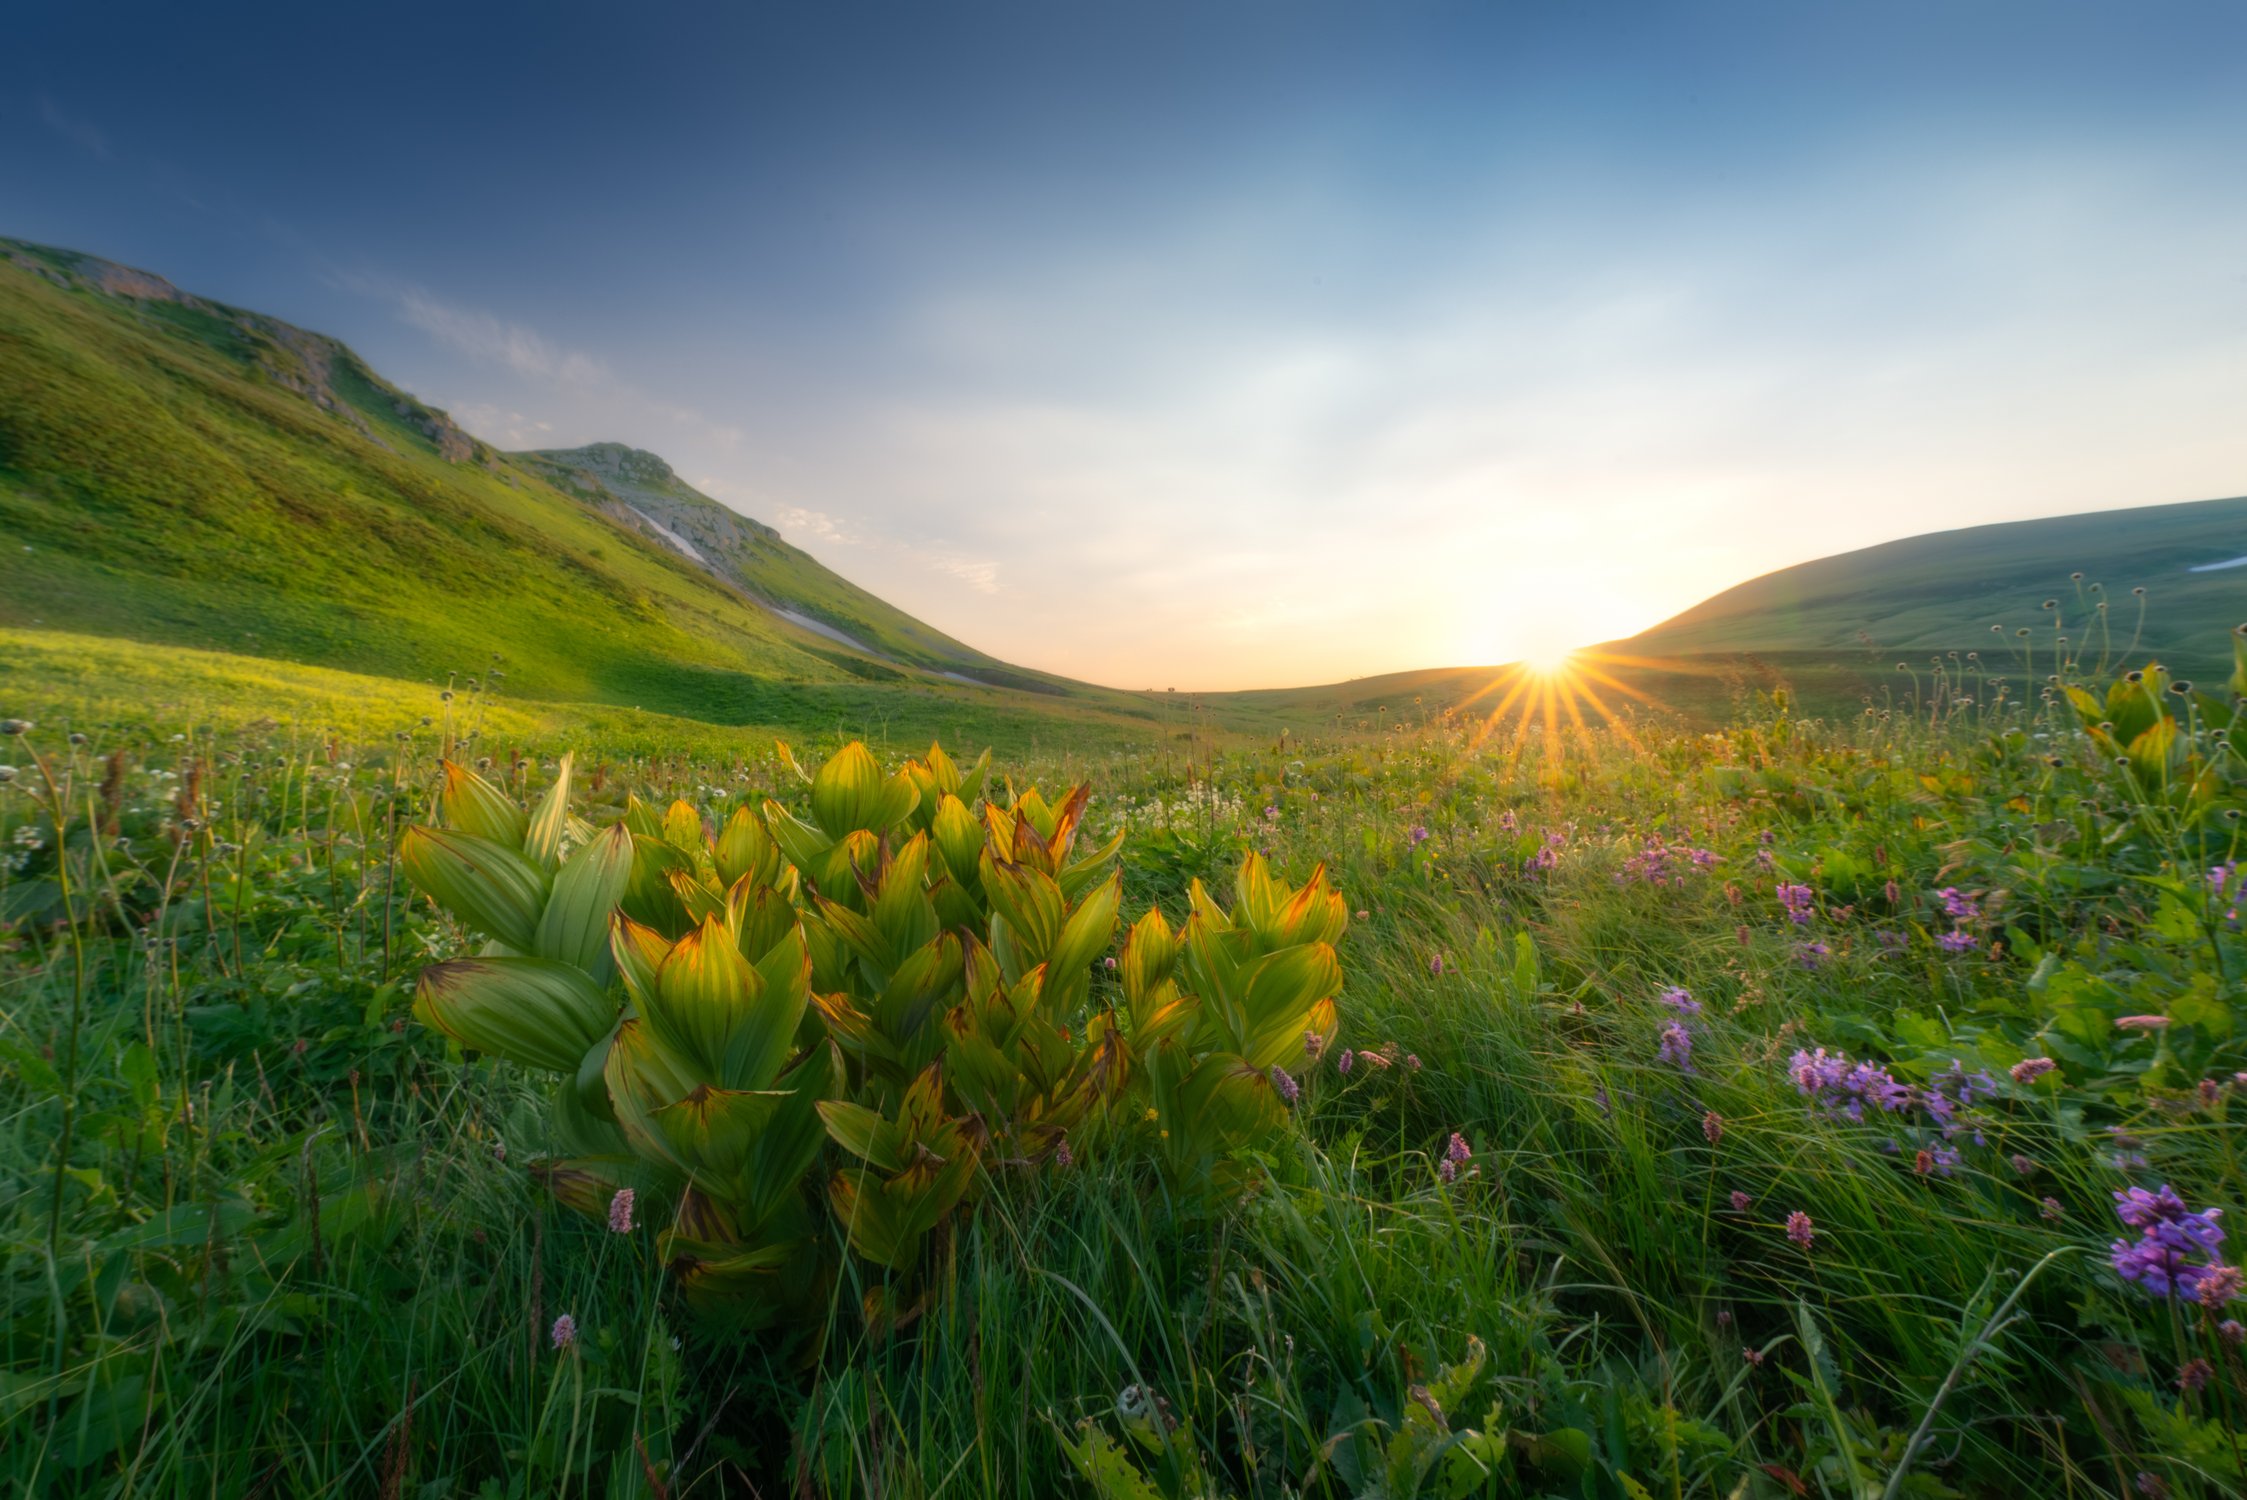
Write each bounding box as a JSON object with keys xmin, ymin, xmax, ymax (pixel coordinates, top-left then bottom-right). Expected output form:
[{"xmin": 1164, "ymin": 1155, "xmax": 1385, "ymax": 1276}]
[{"xmin": 400, "ymin": 741, "xmax": 1350, "ymax": 1332}]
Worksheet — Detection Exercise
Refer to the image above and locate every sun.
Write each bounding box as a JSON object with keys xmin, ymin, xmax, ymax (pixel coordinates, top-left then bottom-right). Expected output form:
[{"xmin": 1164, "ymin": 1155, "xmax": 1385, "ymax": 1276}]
[{"xmin": 1520, "ymin": 645, "xmax": 1576, "ymax": 675}]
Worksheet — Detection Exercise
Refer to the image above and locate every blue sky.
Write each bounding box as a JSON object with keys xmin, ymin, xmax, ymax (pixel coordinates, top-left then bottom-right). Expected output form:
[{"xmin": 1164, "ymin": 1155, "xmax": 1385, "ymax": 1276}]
[{"xmin": 10, "ymin": 1, "xmax": 2246, "ymax": 687}]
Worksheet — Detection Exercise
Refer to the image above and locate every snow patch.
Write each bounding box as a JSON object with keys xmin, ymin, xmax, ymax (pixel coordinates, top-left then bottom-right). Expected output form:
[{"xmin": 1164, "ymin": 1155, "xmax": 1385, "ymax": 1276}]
[
  {"xmin": 770, "ymin": 605, "xmax": 877, "ymax": 655},
  {"xmin": 2187, "ymin": 554, "xmax": 2247, "ymax": 573},
  {"xmin": 629, "ymin": 506, "xmax": 705, "ymax": 564}
]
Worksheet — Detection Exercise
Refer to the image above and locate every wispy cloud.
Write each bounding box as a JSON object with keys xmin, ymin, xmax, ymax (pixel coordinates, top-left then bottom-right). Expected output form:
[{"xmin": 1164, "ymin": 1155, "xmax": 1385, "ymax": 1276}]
[
  {"xmin": 38, "ymin": 96, "xmax": 110, "ymax": 160},
  {"xmin": 392, "ymin": 287, "xmax": 609, "ymax": 385}
]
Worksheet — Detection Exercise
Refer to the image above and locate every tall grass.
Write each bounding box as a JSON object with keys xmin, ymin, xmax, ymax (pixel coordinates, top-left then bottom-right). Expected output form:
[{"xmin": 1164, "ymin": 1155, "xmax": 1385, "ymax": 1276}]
[{"xmin": 2, "ymin": 655, "xmax": 2241, "ymax": 1496}]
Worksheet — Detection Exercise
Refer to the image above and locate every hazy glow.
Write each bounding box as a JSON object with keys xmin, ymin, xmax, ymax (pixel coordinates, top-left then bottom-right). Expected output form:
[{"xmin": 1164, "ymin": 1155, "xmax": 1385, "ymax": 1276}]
[{"xmin": 10, "ymin": 3, "xmax": 2247, "ymax": 689}]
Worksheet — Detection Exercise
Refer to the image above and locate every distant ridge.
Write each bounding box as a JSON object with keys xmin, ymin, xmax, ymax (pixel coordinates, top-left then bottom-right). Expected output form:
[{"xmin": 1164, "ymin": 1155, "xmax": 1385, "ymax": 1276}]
[{"xmin": 0, "ymin": 236, "xmax": 1137, "ymax": 728}]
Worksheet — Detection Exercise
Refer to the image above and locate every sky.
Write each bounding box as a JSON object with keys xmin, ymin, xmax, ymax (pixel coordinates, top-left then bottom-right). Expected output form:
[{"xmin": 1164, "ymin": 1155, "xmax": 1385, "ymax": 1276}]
[{"xmin": 8, "ymin": 1, "xmax": 2246, "ymax": 689}]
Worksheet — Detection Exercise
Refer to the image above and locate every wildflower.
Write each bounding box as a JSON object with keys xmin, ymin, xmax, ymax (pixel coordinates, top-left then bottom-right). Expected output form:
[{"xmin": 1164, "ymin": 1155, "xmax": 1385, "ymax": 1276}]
[
  {"xmin": 550, "ymin": 1313, "xmax": 578, "ymax": 1351},
  {"xmin": 1730, "ymin": 1190, "xmax": 1752, "ymax": 1213},
  {"xmin": 1657, "ymin": 1022, "xmax": 1695, "ymax": 1070},
  {"xmin": 1883, "ymin": 878, "xmax": 1901, "ymax": 905},
  {"xmin": 1784, "ymin": 1211, "xmax": 1815, "ymax": 1247},
  {"xmin": 1935, "ymin": 887, "xmax": 1980, "ymax": 922},
  {"xmin": 2135, "ymin": 1472, "xmax": 2168, "ymax": 1499},
  {"xmin": 2010, "ymin": 1154, "xmax": 2036, "ymax": 1177},
  {"xmin": 1914, "ymin": 1149, "xmax": 1935, "ymax": 1176},
  {"xmin": 607, "ymin": 1188, "xmax": 635, "ymax": 1234},
  {"xmin": 1354, "ymin": 909, "xmax": 1369, "ymax": 920},
  {"xmin": 1936, "ymin": 929, "xmax": 1977, "ymax": 953},
  {"xmin": 1446, "ymin": 1132, "xmax": 1472, "ymax": 1164},
  {"xmin": 1269, "ymin": 1066, "xmax": 1300, "ymax": 1105},
  {"xmin": 2114, "ymin": 1015, "xmax": 2171, "ymax": 1030},
  {"xmin": 1103, "ymin": 955, "xmax": 1117, "ymax": 970},
  {"xmin": 1357, "ymin": 1048, "xmax": 1394, "ymax": 1072},
  {"xmin": 1795, "ymin": 942, "xmax": 1831, "ymax": 969},
  {"xmin": 2197, "ymin": 1264, "xmax": 2244, "ymax": 1308},
  {"xmin": 1776, "ymin": 883, "xmax": 1815, "ymax": 924},
  {"xmin": 1054, "ymin": 1138, "xmax": 1074, "ymax": 1168},
  {"xmin": 1429, "ymin": 954, "xmax": 1445, "ymax": 976},
  {"xmin": 2009, "ymin": 1057, "xmax": 2057, "ymax": 1085},
  {"xmin": 1336, "ymin": 1050, "xmax": 1355, "ymax": 1075},
  {"xmin": 2110, "ymin": 1185, "xmax": 2227, "ymax": 1298},
  {"xmin": 2177, "ymin": 1358, "xmax": 2214, "ymax": 1394},
  {"xmin": 1438, "ymin": 1158, "xmax": 1459, "ymax": 1184},
  {"xmin": 1263, "ymin": 805, "xmax": 1279, "ymax": 822},
  {"xmin": 0, "ymin": 719, "xmax": 31, "ymax": 736},
  {"xmin": 2041, "ymin": 1197, "xmax": 2063, "ymax": 1220},
  {"xmin": 2199, "ymin": 1078, "xmax": 2223, "ymax": 1109},
  {"xmin": 1303, "ymin": 1031, "xmax": 1325, "ymax": 1059},
  {"xmin": 2221, "ymin": 1319, "xmax": 2245, "ymax": 1346},
  {"xmin": 1658, "ymin": 985, "xmax": 1701, "ymax": 1016},
  {"xmin": 1405, "ymin": 1053, "xmax": 1421, "ymax": 1070},
  {"xmin": 1702, "ymin": 1109, "xmax": 1724, "ymax": 1144},
  {"xmin": 1407, "ymin": 824, "xmax": 1430, "ymax": 848},
  {"xmin": 1742, "ymin": 1346, "xmax": 1764, "ymax": 1367}
]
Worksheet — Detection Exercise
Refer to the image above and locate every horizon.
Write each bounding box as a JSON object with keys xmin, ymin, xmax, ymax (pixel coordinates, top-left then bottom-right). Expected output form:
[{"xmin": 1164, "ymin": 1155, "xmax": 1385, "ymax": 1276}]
[{"xmin": 10, "ymin": 1, "xmax": 2247, "ymax": 690}]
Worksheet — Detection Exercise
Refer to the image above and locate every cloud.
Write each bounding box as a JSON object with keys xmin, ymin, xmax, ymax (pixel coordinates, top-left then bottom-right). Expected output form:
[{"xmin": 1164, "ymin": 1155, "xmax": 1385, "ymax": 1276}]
[
  {"xmin": 393, "ymin": 287, "xmax": 609, "ymax": 385},
  {"xmin": 38, "ymin": 96, "xmax": 110, "ymax": 160}
]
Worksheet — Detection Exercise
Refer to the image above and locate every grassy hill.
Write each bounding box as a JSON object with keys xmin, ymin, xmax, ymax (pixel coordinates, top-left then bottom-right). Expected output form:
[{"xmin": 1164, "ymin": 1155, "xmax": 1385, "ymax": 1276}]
[
  {"xmin": 0, "ymin": 237, "xmax": 1164, "ymax": 741},
  {"xmin": 1233, "ymin": 496, "xmax": 2247, "ymax": 729},
  {"xmin": 1618, "ymin": 493, "xmax": 2247, "ymax": 670}
]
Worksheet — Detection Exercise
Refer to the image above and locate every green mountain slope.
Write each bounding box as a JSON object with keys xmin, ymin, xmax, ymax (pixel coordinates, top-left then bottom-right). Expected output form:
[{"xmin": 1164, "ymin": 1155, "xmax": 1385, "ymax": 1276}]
[
  {"xmin": 0, "ymin": 237, "xmax": 1153, "ymax": 734},
  {"xmin": 1618, "ymin": 494, "xmax": 2247, "ymax": 668}
]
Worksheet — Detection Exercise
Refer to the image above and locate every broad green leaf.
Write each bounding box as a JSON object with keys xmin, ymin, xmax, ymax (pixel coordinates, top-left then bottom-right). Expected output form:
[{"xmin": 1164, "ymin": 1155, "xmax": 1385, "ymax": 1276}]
[
  {"xmin": 399, "ymin": 825, "xmax": 548, "ymax": 951},
  {"xmin": 439, "ymin": 760, "xmax": 527, "ymax": 849},
  {"xmin": 522, "ymin": 752, "xmax": 574, "ymax": 871},
  {"xmin": 414, "ymin": 956, "xmax": 617, "ymax": 1074},
  {"xmin": 535, "ymin": 821, "xmax": 634, "ymax": 980}
]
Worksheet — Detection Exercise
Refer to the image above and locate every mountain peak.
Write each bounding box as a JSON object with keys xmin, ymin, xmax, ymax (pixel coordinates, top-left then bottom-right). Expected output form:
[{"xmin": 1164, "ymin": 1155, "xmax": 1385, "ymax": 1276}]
[{"xmin": 528, "ymin": 442, "xmax": 678, "ymax": 487}]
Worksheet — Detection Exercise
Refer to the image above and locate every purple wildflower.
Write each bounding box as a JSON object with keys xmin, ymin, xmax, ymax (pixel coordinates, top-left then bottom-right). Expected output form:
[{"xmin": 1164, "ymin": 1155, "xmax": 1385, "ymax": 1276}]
[
  {"xmin": 1658, "ymin": 985, "xmax": 1701, "ymax": 1016},
  {"xmin": 1702, "ymin": 1109, "xmax": 1724, "ymax": 1144},
  {"xmin": 1446, "ymin": 1132, "xmax": 1472, "ymax": 1164},
  {"xmin": 2178, "ymin": 1358, "xmax": 2214, "ymax": 1394},
  {"xmin": 2009, "ymin": 1057, "xmax": 2056, "ymax": 1084},
  {"xmin": 1438, "ymin": 1158, "xmax": 1459, "ymax": 1184},
  {"xmin": 1796, "ymin": 941, "xmax": 1831, "ymax": 969},
  {"xmin": 1935, "ymin": 886, "xmax": 1980, "ymax": 922},
  {"xmin": 2220, "ymin": 1319, "xmax": 2245, "ymax": 1346},
  {"xmin": 1730, "ymin": 1190, "xmax": 1752, "ymax": 1212},
  {"xmin": 1937, "ymin": 929, "xmax": 1978, "ymax": 953},
  {"xmin": 1269, "ymin": 1065, "xmax": 1300, "ymax": 1105},
  {"xmin": 1054, "ymin": 1138, "xmax": 1074, "ymax": 1168},
  {"xmin": 1336, "ymin": 1049, "xmax": 1355, "ymax": 1076},
  {"xmin": 1785, "ymin": 1211, "xmax": 1815, "ymax": 1247},
  {"xmin": 1776, "ymin": 882, "xmax": 1815, "ymax": 924},
  {"xmin": 1429, "ymin": 954, "xmax": 1445, "ymax": 975},
  {"xmin": 550, "ymin": 1313, "xmax": 578, "ymax": 1351},
  {"xmin": 1303, "ymin": 1031, "xmax": 1325, "ymax": 1059},
  {"xmin": 607, "ymin": 1188, "xmax": 635, "ymax": 1234},
  {"xmin": 1657, "ymin": 1022, "xmax": 1695, "ymax": 1070},
  {"xmin": 1407, "ymin": 824, "xmax": 1430, "ymax": 848}
]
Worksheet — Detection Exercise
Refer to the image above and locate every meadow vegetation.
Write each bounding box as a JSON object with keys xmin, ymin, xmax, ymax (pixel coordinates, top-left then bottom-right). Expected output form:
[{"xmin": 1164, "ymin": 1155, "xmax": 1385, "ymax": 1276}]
[{"xmin": 2, "ymin": 626, "xmax": 2245, "ymax": 1498}]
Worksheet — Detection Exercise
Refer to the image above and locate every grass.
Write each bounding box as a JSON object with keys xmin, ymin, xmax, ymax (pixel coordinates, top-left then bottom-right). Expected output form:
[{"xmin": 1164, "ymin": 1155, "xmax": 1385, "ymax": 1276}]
[{"xmin": 3, "ymin": 624, "xmax": 2243, "ymax": 1497}]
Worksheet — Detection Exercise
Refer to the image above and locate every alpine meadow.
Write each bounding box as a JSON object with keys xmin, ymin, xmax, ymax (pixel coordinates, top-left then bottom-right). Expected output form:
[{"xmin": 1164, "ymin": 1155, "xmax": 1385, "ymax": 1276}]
[{"xmin": 7, "ymin": 6, "xmax": 2247, "ymax": 1497}]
